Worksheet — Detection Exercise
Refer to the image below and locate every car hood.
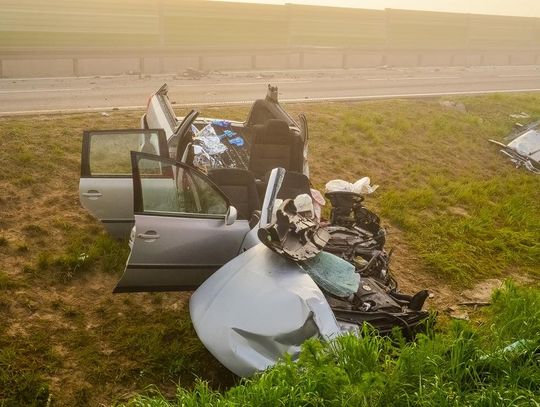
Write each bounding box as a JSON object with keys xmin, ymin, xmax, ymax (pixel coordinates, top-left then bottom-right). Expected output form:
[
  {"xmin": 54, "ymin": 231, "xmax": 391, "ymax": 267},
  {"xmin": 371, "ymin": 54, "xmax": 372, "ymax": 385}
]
[{"xmin": 189, "ymin": 243, "xmax": 342, "ymax": 377}]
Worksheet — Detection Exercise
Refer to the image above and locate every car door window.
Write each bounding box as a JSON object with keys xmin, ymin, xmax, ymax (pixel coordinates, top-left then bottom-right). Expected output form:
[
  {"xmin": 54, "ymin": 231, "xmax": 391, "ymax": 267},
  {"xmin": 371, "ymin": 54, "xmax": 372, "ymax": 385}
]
[
  {"xmin": 82, "ymin": 129, "xmax": 168, "ymax": 177},
  {"xmin": 133, "ymin": 152, "xmax": 228, "ymax": 218},
  {"xmin": 79, "ymin": 129, "xmax": 168, "ymax": 239}
]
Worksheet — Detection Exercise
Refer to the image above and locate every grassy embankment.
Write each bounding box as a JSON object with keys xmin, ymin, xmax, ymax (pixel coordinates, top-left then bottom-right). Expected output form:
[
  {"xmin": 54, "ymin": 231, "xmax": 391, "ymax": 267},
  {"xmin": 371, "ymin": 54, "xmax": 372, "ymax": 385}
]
[
  {"xmin": 129, "ymin": 281, "xmax": 540, "ymax": 406},
  {"xmin": 0, "ymin": 93, "xmax": 539, "ymax": 405}
]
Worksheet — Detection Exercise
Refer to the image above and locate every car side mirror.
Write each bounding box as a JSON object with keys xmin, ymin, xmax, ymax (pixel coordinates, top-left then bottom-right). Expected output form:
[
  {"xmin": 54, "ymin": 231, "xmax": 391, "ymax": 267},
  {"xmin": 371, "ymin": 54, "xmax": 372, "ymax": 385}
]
[{"xmin": 225, "ymin": 206, "xmax": 237, "ymax": 226}]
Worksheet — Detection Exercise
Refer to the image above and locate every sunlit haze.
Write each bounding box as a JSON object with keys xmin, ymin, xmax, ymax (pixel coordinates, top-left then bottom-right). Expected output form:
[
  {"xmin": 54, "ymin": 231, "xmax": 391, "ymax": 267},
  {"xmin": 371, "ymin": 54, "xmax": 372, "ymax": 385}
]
[{"xmin": 211, "ymin": 0, "xmax": 540, "ymax": 17}]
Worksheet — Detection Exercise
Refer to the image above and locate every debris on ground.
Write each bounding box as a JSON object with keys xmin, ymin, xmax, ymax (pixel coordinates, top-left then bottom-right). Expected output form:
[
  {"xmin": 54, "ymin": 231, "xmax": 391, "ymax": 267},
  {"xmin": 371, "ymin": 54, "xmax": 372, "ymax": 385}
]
[
  {"xmin": 182, "ymin": 67, "xmax": 209, "ymax": 79},
  {"xmin": 509, "ymin": 112, "xmax": 530, "ymax": 119},
  {"xmin": 447, "ymin": 307, "xmax": 470, "ymax": 320},
  {"xmin": 439, "ymin": 100, "xmax": 467, "ymax": 112},
  {"xmin": 489, "ymin": 120, "xmax": 540, "ymax": 174}
]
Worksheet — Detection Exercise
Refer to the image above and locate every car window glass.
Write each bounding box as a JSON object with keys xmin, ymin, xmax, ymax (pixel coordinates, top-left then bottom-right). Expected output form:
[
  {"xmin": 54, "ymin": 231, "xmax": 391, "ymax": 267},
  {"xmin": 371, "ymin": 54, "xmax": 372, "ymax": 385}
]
[
  {"xmin": 137, "ymin": 156, "xmax": 228, "ymax": 216},
  {"xmin": 89, "ymin": 131, "xmax": 161, "ymax": 176}
]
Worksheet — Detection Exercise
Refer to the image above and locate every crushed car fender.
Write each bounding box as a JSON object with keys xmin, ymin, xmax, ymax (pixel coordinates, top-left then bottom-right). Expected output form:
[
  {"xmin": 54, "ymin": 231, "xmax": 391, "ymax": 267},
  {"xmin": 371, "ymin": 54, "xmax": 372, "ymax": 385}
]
[{"xmin": 189, "ymin": 244, "xmax": 342, "ymax": 377}]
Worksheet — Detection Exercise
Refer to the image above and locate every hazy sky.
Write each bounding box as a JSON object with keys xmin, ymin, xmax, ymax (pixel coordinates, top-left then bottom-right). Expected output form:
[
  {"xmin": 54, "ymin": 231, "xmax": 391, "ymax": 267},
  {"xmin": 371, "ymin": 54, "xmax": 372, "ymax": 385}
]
[{"xmin": 212, "ymin": 0, "xmax": 540, "ymax": 17}]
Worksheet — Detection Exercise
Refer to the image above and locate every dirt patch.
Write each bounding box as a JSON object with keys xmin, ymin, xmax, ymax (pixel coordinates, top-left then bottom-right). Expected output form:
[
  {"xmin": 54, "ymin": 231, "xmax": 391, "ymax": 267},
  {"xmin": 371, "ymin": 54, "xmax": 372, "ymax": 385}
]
[{"xmin": 461, "ymin": 279, "xmax": 504, "ymax": 303}]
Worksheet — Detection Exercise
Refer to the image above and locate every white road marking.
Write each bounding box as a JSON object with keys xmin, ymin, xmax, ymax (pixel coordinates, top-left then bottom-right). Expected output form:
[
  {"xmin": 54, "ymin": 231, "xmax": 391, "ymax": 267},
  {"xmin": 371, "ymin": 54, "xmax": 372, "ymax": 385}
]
[
  {"xmin": 2, "ymin": 87, "xmax": 540, "ymax": 117},
  {"xmin": 497, "ymin": 74, "xmax": 540, "ymax": 78},
  {"xmin": 0, "ymin": 87, "xmax": 92, "ymax": 94},
  {"xmin": 365, "ymin": 76, "xmax": 461, "ymax": 81},
  {"xmin": 278, "ymin": 88, "xmax": 540, "ymax": 103},
  {"xmin": 172, "ymin": 80, "xmax": 312, "ymax": 88}
]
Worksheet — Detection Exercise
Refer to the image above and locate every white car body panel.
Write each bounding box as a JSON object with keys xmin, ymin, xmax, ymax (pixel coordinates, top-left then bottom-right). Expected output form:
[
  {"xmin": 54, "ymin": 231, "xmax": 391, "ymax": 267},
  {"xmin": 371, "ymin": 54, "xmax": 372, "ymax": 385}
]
[
  {"xmin": 190, "ymin": 243, "xmax": 342, "ymax": 377},
  {"xmin": 508, "ymin": 128, "xmax": 540, "ymax": 162}
]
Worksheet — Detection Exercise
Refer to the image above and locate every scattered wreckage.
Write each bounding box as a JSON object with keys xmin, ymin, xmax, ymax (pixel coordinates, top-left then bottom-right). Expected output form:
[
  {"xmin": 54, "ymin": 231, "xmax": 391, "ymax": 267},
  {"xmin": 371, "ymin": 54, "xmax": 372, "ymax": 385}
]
[
  {"xmin": 489, "ymin": 120, "xmax": 540, "ymax": 174},
  {"xmin": 79, "ymin": 84, "xmax": 429, "ymax": 377}
]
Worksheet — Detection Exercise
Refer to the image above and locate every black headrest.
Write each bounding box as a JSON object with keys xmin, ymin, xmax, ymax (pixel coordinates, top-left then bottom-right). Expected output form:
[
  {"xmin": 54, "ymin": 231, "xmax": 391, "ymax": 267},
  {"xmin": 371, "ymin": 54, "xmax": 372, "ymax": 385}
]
[{"xmin": 257, "ymin": 119, "xmax": 290, "ymax": 143}]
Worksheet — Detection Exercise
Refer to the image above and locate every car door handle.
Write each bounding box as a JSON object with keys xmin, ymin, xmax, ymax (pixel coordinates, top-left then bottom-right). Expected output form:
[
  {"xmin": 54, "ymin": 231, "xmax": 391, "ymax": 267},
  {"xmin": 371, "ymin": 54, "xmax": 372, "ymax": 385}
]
[
  {"xmin": 137, "ymin": 232, "xmax": 160, "ymax": 241},
  {"xmin": 82, "ymin": 190, "xmax": 103, "ymax": 199}
]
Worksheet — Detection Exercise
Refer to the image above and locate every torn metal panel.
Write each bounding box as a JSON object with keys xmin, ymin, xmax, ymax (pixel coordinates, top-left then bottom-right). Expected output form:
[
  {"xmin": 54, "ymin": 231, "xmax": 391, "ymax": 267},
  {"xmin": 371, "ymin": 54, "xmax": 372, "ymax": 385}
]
[
  {"xmin": 189, "ymin": 244, "xmax": 342, "ymax": 377},
  {"xmin": 258, "ymin": 199, "xmax": 329, "ymax": 261},
  {"xmin": 323, "ymin": 225, "xmax": 393, "ymax": 288},
  {"xmin": 490, "ymin": 121, "xmax": 540, "ymax": 174},
  {"xmin": 329, "ymin": 277, "xmax": 429, "ymax": 337}
]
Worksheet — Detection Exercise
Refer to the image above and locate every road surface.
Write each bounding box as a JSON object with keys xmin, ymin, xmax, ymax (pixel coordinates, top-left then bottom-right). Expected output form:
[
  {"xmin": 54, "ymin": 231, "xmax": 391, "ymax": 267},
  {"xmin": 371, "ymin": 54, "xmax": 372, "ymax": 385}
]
[{"xmin": 1, "ymin": 65, "xmax": 539, "ymax": 115}]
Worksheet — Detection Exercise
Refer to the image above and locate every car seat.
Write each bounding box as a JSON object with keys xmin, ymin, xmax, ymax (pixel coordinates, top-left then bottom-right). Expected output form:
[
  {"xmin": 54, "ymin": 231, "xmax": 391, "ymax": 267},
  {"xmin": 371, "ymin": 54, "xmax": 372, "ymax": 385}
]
[
  {"xmin": 248, "ymin": 119, "xmax": 303, "ymax": 180},
  {"xmin": 208, "ymin": 168, "xmax": 260, "ymax": 221}
]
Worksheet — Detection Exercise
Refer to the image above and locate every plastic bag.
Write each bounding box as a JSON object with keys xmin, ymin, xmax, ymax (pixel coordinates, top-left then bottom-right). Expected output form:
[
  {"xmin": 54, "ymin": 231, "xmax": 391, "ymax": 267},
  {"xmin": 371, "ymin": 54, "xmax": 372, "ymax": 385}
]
[
  {"xmin": 193, "ymin": 124, "xmax": 228, "ymax": 155},
  {"xmin": 352, "ymin": 177, "xmax": 379, "ymax": 195},
  {"xmin": 325, "ymin": 179, "xmax": 352, "ymax": 193},
  {"xmin": 325, "ymin": 178, "xmax": 379, "ymax": 195},
  {"xmin": 192, "ymin": 145, "xmax": 217, "ymax": 171}
]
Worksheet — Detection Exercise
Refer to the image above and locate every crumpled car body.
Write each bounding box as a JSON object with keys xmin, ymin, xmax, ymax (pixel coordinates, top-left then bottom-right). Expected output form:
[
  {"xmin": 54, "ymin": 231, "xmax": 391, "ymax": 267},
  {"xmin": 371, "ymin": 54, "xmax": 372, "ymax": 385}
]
[
  {"xmin": 190, "ymin": 244, "xmax": 342, "ymax": 377},
  {"xmin": 78, "ymin": 85, "xmax": 429, "ymax": 377},
  {"xmin": 490, "ymin": 121, "xmax": 540, "ymax": 174},
  {"xmin": 191, "ymin": 186, "xmax": 429, "ymax": 377}
]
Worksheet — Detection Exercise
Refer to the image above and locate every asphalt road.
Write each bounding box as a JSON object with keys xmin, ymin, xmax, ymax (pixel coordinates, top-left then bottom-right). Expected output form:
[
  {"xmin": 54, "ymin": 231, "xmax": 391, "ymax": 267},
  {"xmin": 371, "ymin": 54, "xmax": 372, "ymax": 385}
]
[{"xmin": 1, "ymin": 65, "xmax": 540, "ymax": 115}]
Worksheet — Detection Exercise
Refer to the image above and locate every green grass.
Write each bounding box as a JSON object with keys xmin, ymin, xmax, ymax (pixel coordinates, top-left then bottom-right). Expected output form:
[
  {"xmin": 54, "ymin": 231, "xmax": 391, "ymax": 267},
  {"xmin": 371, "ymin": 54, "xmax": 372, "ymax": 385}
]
[
  {"xmin": 0, "ymin": 94, "xmax": 539, "ymax": 405},
  {"xmin": 294, "ymin": 94, "xmax": 540, "ymax": 285},
  {"xmin": 378, "ymin": 174, "xmax": 539, "ymax": 283},
  {"xmin": 125, "ymin": 282, "xmax": 540, "ymax": 406}
]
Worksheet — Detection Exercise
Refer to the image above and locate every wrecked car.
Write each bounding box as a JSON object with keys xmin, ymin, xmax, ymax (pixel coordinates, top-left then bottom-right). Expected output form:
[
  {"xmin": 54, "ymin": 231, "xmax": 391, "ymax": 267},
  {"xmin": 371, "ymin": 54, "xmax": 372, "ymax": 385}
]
[
  {"xmin": 78, "ymin": 85, "xmax": 429, "ymax": 377},
  {"xmin": 80, "ymin": 84, "xmax": 308, "ymax": 239},
  {"xmin": 489, "ymin": 120, "xmax": 540, "ymax": 174}
]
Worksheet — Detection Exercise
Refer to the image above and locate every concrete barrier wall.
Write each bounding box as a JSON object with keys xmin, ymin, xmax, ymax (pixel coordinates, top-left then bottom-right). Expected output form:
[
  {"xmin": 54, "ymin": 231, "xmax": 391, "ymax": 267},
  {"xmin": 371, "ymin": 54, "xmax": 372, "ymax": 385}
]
[{"xmin": 1, "ymin": 0, "xmax": 539, "ymax": 77}]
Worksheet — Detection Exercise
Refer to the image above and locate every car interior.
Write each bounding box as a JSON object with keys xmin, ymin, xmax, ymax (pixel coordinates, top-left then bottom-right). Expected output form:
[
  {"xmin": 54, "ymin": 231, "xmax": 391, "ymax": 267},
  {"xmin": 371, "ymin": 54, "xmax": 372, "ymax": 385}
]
[{"xmin": 145, "ymin": 84, "xmax": 309, "ymax": 228}]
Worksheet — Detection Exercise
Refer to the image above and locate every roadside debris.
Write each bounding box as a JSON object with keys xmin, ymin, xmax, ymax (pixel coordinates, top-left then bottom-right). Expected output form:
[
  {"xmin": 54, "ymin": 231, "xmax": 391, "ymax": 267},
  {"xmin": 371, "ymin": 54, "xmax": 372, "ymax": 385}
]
[
  {"xmin": 509, "ymin": 112, "xmax": 530, "ymax": 119},
  {"xmin": 489, "ymin": 120, "xmax": 540, "ymax": 174},
  {"xmin": 257, "ymin": 194, "xmax": 429, "ymax": 327},
  {"xmin": 439, "ymin": 100, "xmax": 466, "ymax": 112},
  {"xmin": 182, "ymin": 67, "xmax": 209, "ymax": 79},
  {"xmin": 447, "ymin": 307, "xmax": 470, "ymax": 321}
]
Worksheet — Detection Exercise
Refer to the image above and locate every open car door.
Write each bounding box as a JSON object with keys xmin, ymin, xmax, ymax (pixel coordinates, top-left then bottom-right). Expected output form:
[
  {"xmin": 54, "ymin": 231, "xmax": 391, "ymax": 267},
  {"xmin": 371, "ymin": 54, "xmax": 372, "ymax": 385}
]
[
  {"xmin": 79, "ymin": 129, "xmax": 168, "ymax": 239},
  {"xmin": 114, "ymin": 152, "xmax": 250, "ymax": 293}
]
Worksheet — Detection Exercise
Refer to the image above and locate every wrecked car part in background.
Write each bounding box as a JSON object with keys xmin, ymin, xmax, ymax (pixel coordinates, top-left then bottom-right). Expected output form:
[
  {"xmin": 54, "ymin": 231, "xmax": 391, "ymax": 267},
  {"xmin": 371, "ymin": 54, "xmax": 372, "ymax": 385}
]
[{"xmin": 489, "ymin": 120, "xmax": 540, "ymax": 174}]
